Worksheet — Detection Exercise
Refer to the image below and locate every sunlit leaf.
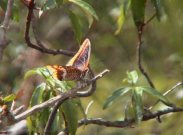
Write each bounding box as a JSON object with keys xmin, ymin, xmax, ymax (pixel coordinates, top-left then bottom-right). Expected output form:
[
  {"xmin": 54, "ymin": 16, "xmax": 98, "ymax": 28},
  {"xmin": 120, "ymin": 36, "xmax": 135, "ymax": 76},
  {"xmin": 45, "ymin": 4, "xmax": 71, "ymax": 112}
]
[
  {"xmin": 62, "ymin": 100, "xmax": 78, "ymax": 135},
  {"xmin": 131, "ymin": 0, "xmax": 146, "ymax": 29},
  {"xmin": 24, "ymin": 69, "xmax": 40, "ymax": 79},
  {"xmin": 126, "ymin": 70, "xmax": 138, "ymax": 84},
  {"xmin": 115, "ymin": 5, "xmax": 125, "ymax": 35},
  {"xmin": 103, "ymin": 87, "xmax": 131, "ymax": 109},
  {"xmin": 151, "ymin": 0, "xmax": 166, "ymax": 21},
  {"xmin": 3, "ymin": 94, "xmax": 16, "ymax": 102},
  {"xmin": 27, "ymin": 117, "xmax": 34, "ymax": 134},
  {"xmin": 132, "ymin": 87, "xmax": 143, "ymax": 124},
  {"xmin": 68, "ymin": 0, "xmax": 98, "ymax": 27},
  {"xmin": 68, "ymin": 10, "xmax": 82, "ymax": 43},
  {"xmin": 140, "ymin": 86, "xmax": 173, "ymax": 107},
  {"xmin": 24, "ymin": 67, "xmax": 51, "ymax": 80},
  {"xmin": 115, "ymin": 0, "xmax": 131, "ymax": 35}
]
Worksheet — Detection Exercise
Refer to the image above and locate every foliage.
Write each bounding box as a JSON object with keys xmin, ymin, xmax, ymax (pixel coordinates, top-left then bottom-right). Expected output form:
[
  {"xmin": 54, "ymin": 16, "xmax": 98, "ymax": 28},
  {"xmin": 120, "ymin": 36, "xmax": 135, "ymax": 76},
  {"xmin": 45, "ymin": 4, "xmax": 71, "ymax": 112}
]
[
  {"xmin": 25, "ymin": 67, "xmax": 80, "ymax": 134},
  {"xmin": 0, "ymin": 0, "xmax": 183, "ymax": 135},
  {"xmin": 103, "ymin": 71, "xmax": 172, "ymax": 123}
]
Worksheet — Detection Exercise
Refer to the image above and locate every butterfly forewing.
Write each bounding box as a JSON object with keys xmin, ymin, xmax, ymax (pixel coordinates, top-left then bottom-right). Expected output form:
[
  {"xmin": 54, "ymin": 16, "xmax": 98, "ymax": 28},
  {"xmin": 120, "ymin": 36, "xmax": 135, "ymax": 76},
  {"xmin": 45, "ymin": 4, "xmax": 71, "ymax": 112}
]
[{"xmin": 67, "ymin": 39, "xmax": 91, "ymax": 71}]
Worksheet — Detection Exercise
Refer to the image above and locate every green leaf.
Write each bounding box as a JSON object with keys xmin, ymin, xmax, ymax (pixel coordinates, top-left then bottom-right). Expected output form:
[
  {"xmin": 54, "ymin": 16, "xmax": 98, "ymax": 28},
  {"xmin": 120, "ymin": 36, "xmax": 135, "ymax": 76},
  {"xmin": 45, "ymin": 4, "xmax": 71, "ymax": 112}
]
[
  {"xmin": 68, "ymin": 0, "xmax": 98, "ymax": 27},
  {"xmin": 3, "ymin": 94, "xmax": 16, "ymax": 102},
  {"xmin": 115, "ymin": 0, "xmax": 131, "ymax": 35},
  {"xmin": 131, "ymin": 0, "xmax": 146, "ymax": 29},
  {"xmin": 75, "ymin": 99, "xmax": 86, "ymax": 119},
  {"xmin": 24, "ymin": 69, "xmax": 40, "ymax": 79},
  {"xmin": 132, "ymin": 87, "xmax": 143, "ymax": 124},
  {"xmin": 62, "ymin": 100, "xmax": 78, "ymax": 135},
  {"xmin": 68, "ymin": 10, "xmax": 82, "ymax": 43},
  {"xmin": 103, "ymin": 87, "xmax": 131, "ymax": 109},
  {"xmin": 124, "ymin": 103, "xmax": 135, "ymax": 120},
  {"xmin": 140, "ymin": 86, "xmax": 173, "ymax": 107},
  {"xmin": 151, "ymin": 0, "xmax": 166, "ymax": 21},
  {"xmin": 24, "ymin": 67, "xmax": 51, "ymax": 80},
  {"xmin": 30, "ymin": 83, "xmax": 46, "ymax": 107},
  {"xmin": 126, "ymin": 70, "xmax": 138, "ymax": 84},
  {"xmin": 115, "ymin": 5, "xmax": 125, "ymax": 35}
]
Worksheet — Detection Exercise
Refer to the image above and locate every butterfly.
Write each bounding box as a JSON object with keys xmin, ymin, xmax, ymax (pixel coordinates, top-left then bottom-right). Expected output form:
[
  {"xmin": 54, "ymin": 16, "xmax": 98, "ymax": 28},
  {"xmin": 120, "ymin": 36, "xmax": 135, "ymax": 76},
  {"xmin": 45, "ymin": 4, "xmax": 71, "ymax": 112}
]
[{"xmin": 47, "ymin": 38, "xmax": 91, "ymax": 81}]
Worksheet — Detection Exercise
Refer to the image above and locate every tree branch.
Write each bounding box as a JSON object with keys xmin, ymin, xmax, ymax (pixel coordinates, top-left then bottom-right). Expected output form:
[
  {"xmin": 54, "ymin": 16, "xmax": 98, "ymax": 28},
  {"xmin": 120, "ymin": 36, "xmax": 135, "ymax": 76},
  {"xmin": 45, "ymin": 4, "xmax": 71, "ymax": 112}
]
[
  {"xmin": 136, "ymin": 15, "xmax": 156, "ymax": 88},
  {"xmin": 77, "ymin": 107, "xmax": 183, "ymax": 128},
  {"xmin": 0, "ymin": 0, "xmax": 14, "ymax": 60},
  {"xmin": 14, "ymin": 69, "xmax": 109, "ymax": 122},
  {"xmin": 24, "ymin": 0, "xmax": 74, "ymax": 56}
]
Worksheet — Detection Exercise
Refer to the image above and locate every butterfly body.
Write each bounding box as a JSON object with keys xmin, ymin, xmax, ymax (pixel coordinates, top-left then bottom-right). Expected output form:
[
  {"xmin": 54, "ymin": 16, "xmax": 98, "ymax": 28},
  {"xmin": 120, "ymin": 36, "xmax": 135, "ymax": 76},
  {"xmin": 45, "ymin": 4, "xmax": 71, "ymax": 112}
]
[
  {"xmin": 47, "ymin": 65, "xmax": 87, "ymax": 81},
  {"xmin": 47, "ymin": 39, "xmax": 91, "ymax": 81}
]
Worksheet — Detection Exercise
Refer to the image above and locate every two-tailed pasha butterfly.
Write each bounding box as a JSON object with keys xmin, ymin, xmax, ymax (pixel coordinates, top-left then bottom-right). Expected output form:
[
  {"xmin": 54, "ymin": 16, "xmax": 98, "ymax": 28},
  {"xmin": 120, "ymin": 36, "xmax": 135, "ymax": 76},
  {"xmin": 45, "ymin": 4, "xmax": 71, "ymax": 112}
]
[{"xmin": 47, "ymin": 39, "xmax": 91, "ymax": 81}]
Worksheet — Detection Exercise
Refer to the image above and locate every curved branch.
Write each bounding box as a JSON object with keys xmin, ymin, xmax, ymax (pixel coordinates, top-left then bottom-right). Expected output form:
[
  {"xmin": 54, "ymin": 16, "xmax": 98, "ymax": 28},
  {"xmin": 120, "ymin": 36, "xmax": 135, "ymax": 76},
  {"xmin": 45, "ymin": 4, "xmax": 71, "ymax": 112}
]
[
  {"xmin": 24, "ymin": 0, "xmax": 74, "ymax": 56},
  {"xmin": 78, "ymin": 107, "xmax": 183, "ymax": 128},
  {"xmin": 14, "ymin": 69, "xmax": 109, "ymax": 122}
]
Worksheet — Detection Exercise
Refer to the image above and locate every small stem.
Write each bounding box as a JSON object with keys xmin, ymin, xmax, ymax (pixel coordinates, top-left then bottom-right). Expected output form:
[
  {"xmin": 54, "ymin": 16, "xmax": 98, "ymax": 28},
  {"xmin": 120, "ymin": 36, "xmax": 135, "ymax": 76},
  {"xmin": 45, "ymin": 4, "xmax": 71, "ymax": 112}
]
[{"xmin": 149, "ymin": 82, "xmax": 183, "ymax": 109}]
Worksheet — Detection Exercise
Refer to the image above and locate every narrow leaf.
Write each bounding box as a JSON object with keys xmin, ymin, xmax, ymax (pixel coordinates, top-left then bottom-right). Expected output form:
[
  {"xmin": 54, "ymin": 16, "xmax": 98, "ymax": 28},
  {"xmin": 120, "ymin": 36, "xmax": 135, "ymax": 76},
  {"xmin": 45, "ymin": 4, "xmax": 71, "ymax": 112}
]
[
  {"xmin": 132, "ymin": 87, "xmax": 143, "ymax": 124},
  {"xmin": 140, "ymin": 86, "xmax": 173, "ymax": 107},
  {"xmin": 68, "ymin": 10, "xmax": 82, "ymax": 43},
  {"xmin": 115, "ymin": 0, "xmax": 131, "ymax": 35},
  {"xmin": 68, "ymin": 0, "xmax": 98, "ymax": 21},
  {"xmin": 131, "ymin": 0, "xmax": 146, "ymax": 29},
  {"xmin": 30, "ymin": 83, "xmax": 46, "ymax": 107},
  {"xmin": 115, "ymin": 5, "xmax": 125, "ymax": 35},
  {"xmin": 62, "ymin": 100, "xmax": 78, "ymax": 135},
  {"xmin": 103, "ymin": 87, "xmax": 131, "ymax": 109},
  {"xmin": 151, "ymin": 0, "xmax": 166, "ymax": 21},
  {"xmin": 24, "ymin": 69, "xmax": 40, "ymax": 79}
]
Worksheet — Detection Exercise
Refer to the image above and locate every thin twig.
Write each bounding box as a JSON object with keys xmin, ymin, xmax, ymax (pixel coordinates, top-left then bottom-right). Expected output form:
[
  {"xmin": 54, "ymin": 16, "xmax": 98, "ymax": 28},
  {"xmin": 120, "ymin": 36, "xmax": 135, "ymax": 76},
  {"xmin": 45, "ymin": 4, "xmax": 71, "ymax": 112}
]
[
  {"xmin": 24, "ymin": 0, "xmax": 74, "ymax": 56},
  {"xmin": 149, "ymin": 82, "xmax": 183, "ymax": 109},
  {"xmin": 0, "ymin": 0, "xmax": 14, "ymax": 59},
  {"xmin": 44, "ymin": 98, "xmax": 67, "ymax": 135},
  {"xmin": 136, "ymin": 20, "xmax": 155, "ymax": 88},
  {"xmin": 14, "ymin": 69, "xmax": 109, "ymax": 122},
  {"xmin": 144, "ymin": 13, "xmax": 156, "ymax": 26}
]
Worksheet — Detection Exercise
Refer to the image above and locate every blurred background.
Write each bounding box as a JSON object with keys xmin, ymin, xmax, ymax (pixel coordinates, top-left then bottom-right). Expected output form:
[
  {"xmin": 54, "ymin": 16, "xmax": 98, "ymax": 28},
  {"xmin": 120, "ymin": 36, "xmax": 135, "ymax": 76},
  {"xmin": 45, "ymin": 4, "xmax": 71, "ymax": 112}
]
[{"xmin": 0, "ymin": 0, "xmax": 183, "ymax": 134}]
